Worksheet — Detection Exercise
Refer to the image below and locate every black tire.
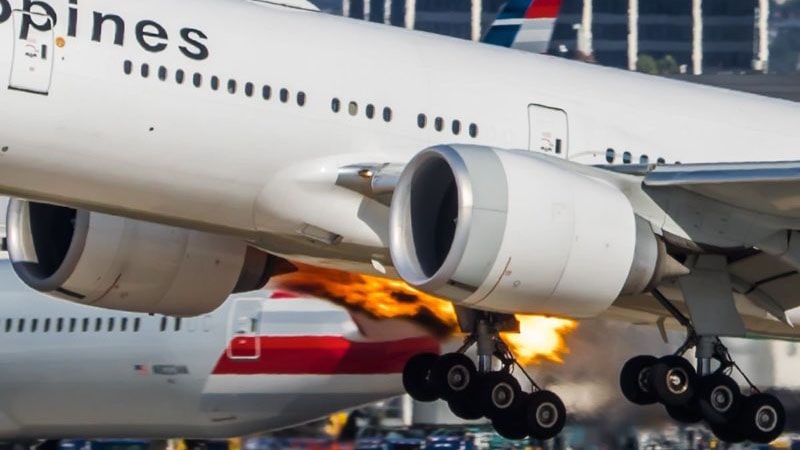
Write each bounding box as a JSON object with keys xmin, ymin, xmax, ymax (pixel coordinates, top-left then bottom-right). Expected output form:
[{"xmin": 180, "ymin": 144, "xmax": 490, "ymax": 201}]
[
  {"xmin": 492, "ymin": 401, "xmax": 528, "ymax": 441},
  {"xmin": 710, "ymin": 421, "xmax": 747, "ymax": 444},
  {"xmin": 430, "ymin": 353, "xmax": 477, "ymax": 402},
  {"xmin": 649, "ymin": 355, "xmax": 697, "ymax": 406},
  {"xmin": 526, "ymin": 390, "xmax": 567, "ymax": 441},
  {"xmin": 402, "ymin": 353, "xmax": 439, "ymax": 402},
  {"xmin": 697, "ymin": 373, "xmax": 742, "ymax": 425},
  {"xmin": 448, "ymin": 389, "xmax": 485, "ymax": 420},
  {"xmin": 738, "ymin": 393, "xmax": 786, "ymax": 444},
  {"xmin": 619, "ymin": 355, "xmax": 659, "ymax": 405},
  {"xmin": 478, "ymin": 372, "xmax": 523, "ymax": 419},
  {"xmin": 665, "ymin": 402, "xmax": 702, "ymax": 424}
]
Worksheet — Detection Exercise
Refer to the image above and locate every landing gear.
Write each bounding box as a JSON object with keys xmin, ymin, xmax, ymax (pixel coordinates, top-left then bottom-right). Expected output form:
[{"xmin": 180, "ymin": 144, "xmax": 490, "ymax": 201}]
[
  {"xmin": 402, "ymin": 311, "xmax": 567, "ymax": 441},
  {"xmin": 619, "ymin": 289, "xmax": 786, "ymax": 444}
]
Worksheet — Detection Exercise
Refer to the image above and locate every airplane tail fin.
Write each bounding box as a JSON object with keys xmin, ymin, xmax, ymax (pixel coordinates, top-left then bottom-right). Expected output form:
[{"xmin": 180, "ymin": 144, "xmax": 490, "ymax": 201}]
[{"xmin": 482, "ymin": 0, "xmax": 562, "ymax": 54}]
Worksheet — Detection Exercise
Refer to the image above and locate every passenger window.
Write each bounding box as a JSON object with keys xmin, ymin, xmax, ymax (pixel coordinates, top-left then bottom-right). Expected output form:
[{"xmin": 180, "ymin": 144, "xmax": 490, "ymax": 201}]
[
  {"xmin": 263, "ymin": 85, "xmax": 272, "ymax": 100},
  {"xmin": 121, "ymin": 317, "xmax": 128, "ymax": 332},
  {"xmin": 4, "ymin": 318, "xmax": 10, "ymax": 333},
  {"xmin": 331, "ymin": 98, "xmax": 341, "ymax": 112},
  {"xmin": 82, "ymin": 318, "xmax": 89, "ymax": 332},
  {"xmin": 227, "ymin": 79, "xmax": 237, "ymax": 94},
  {"xmin": 434, "ymin": 117, "xmax": 444, "ymax": 132},
  {"xmin": 297, "ymin": 91, "xmax": 306, "ymax": 106},
  {"xmin": 95, "ymin": 318, "xmax": 102, "ymax": 332},
  {"xmin": 69, "ymin": 318, "xmax": 76, "ymax": 333},
  {"xmin": 18, "ymin": 319, "xmax": 24, "ymax": 333},
  {"xmin": 158, "ymin": 66, "xmax": 167, "ymax": 81},
  {"xmin": 623, "ymin": 152, "xmax": 632, "ymax": 164},
  {"xmin": 469, "ymin": 123, "xmax": 478, "ymax": 138},
  {"xmin": 140, "ymin": 63, "xmax": 150, "ymax": 78},
  {"xmin": 605, "ymin": 148, "xmax": 615, "ymax": 163},
  {"xmin": 245, "ymin": 82, "xmax": 254, "ymax": 97},
  {"xmin": 366, "ymin": 104, "xmax": 375, "ymax": 119},
  {"xmin": 348, "ymin": 101, "xmax": 358, "ymax": 116},
  {"xmin": 210, "ymin": 76, "xmax": 220, "ymax": 91},
  {"xmin": 134, "ymin": 318, "xmax": 141, "ymax": 332},
  {"xmin": 44, "ymin": 318, "xmax": 50, "ymax": 332},
  {"xmin": 174, "ymin": 317, "xmax": 182, "ymax": 332},
  {"xmin": 640, "ymin": 155, "xmax": 649, "ymax": 164},
  {"xmin": 452, "ymin": 120, "xmax": 461, "ymax": 135},
  {"xmin": 175, "ymin": 69, "xmax": 185, "ymax": 84},
  {"xmin": 108, "ymin": 317, "xmax": 115, "ymax": 332},
  {"xmin": 56, "ymin": 318, "xmax": 63, "ymax": 332},
  {"xmin": 417, "ymin": 114, "xmax": 427, "ymax": 128},
  {"xmin": 280, "ymin": 89, "xmax": 289, "ymax": 103},
  {"xmin": 383, "ymin": 107, "xmax": 392, "ymax": 122},
  {"xmin": 31, "ymin": 318, "xmax": 37, "ymax": 332},
  {"xmin": 160, "ymin": 317, "xmax": 167, "ymax": 332},
  {"xmin": 123, "ymin": 60, "xmax": 133, "ymax": 75},
  {"xmin": 193, "ymin": 73, "xmax": 202, "ymax": 88}
]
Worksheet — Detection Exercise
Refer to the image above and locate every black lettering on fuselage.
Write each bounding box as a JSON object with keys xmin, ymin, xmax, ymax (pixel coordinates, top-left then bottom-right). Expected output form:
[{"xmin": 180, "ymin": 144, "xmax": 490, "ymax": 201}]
[
  {"xmin": 67, "ymin": 0, "xmax": 77, "ymax": 37},
  {"xmin": 136, "ymin": 19, "xmax": 167, "ymax": 52},
  {"xmin": 20, "ymin": 0, "xmax": 57, "ymax": 40},
  {"xmin": 179, "ymin": 28, "xmax": 208, "ymax": 60},
  {"xmin": 0, "ymin": 0, "xmax": 11, "ymax": 25},
  {"xmin": 91, "ymin": 12, "xmax": 124, "ymax": 46}
]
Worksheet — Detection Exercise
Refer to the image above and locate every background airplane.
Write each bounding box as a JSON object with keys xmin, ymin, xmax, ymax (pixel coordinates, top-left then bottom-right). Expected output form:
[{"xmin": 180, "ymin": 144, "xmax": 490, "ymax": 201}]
[{"xmin": 0, "ymin": 254, "xmax": 436, "ymax": 439}]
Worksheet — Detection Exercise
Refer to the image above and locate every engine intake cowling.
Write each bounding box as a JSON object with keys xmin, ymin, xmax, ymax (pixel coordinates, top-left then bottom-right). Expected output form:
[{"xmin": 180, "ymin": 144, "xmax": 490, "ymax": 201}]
[
  {"xmin": 6, "ymin": 199, "xmax": 274, "ymax": 315},
  {"xmin": 389, "ymin": 145, "xmax": 658, "ymax": 318}
]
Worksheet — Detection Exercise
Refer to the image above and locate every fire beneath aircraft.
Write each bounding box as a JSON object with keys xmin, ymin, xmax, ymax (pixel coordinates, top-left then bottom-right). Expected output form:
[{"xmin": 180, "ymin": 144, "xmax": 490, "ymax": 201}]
[{"xmin": 271, "ymin": 263, "xmax": 577, "ymax": 365}]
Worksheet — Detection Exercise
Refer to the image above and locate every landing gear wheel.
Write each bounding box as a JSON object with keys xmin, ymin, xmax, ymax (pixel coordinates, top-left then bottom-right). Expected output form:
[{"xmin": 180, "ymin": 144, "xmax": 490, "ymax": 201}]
[
  {"xmin": 739, "ymin": 393, "xmax": 786, "ymax": 444},
  {"xmin": 431, "ymin": 353, "xmax": 477, "ymax": 402},
  {"xmin": 665, "ymin": 402, "xmax": 703, "ymax": 424},
  {"xmin": 492, "ymin": 404, "xmax": 528, "ymax": 441},
  {"xmin": 710, "ymin": 421, "xmax": 747, "ymax": 444},
  {"xmin": 526, "ymin": 390, "xmax": 567, "ymax": 441},
  {"xmin": 697, "ymin": 373, "xmax": 742, "ymax": 425},
  {"xmin": 479, "ymin": 372, "xmax": 523, "ymax": 419},
  {"xmin": 620, "ymin": 355, "xmax": 659, "ymax": 405},
  {"xmin": 402, "ymin": 353, "xmax": 439, "ymax": 402},
  {"xmin": 448, "ymin": 388, "xmax": 484, "ymax": 420},
  {"xmin": 649, "ymin": 355, "xmax": 697, "ymax": 406}
]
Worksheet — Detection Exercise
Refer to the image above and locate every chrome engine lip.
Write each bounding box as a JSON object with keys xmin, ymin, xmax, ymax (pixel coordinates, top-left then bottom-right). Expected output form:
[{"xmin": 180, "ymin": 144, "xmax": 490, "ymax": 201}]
[{"xmin": 389, "ymin": 145, "xmax": 474, "ymax": 292}]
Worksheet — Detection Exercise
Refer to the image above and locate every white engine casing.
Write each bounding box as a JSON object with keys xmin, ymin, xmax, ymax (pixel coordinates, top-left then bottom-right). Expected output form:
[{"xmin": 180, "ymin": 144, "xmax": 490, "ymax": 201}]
[
  {"xmin": 6, "ymin": 199, "xmax": 271, "ymax": 315},
  {"xmin": 389, "ymin": 145, "xmax": 639, "ymax": 318}
]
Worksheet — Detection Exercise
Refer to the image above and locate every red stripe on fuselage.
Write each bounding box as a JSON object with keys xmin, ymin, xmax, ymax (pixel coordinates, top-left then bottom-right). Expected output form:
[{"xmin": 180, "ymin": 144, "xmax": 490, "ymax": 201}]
[
  {"xmin": 212, "ymin": 336, "xmax": 439, "ymax": 375},
  {"xmin": 525, "ymin": 0, "xmax": 561, "ymax": 18}
]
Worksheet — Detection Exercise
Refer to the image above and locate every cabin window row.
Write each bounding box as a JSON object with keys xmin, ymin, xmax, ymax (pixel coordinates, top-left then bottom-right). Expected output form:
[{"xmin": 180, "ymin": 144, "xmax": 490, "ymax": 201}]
[
  {"xmin": 3, "ymin": 317, "xmax": 142, "ymax": 333},
  {"xmin": 605, "ymin": 148, "xmax": 668, "ymax": 165},
  {"xmin": 123, "ymin": 61, "xmax": 307, "ymax": 107},
  {"xmin": 331, "ymin": 98, "xmax": 392, "ymax": 122},
  {"xmin": 417, "ymin": 114, "xmax": 478, "ymax": 138}
]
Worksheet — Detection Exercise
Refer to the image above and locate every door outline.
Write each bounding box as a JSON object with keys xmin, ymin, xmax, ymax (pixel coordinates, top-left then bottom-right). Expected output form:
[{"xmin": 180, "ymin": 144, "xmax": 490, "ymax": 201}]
[
  {"xmin": 226, "ymin": 298, "xmax": 262, "ymax": 360},
  {"xmin": 527, "ymin": 104, "xmax": 569, "ymax": 158},
  {"xmin": 9, "ymin": 9, "xmax": 54, "ymax": 95}
]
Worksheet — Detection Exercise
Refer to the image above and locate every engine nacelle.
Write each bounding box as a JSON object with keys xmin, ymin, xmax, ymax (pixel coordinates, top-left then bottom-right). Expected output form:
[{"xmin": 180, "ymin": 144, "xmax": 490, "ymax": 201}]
[
  {"xmin": 6, "ymin": 199, "xmax": 274, "ymax": 315},
  {"xmin": 389, "ymin": 145, "xmax": 663, "ymax": 318}
]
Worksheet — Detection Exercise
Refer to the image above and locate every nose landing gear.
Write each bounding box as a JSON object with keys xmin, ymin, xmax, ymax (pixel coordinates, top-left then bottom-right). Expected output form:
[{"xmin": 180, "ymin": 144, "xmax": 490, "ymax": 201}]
[
  {"xmin": 402, "ymin": 311, "xmax": 567, "ymax": 441},
  {"xmin": 619, "ymin": 290, "xmax": 786, "ymax": 444}
]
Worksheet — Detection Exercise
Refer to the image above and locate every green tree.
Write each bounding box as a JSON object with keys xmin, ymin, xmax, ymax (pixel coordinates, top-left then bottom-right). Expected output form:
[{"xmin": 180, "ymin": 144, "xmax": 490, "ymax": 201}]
[
  {"xmin": 658, "ymin": 55, "xmax": 680, "ymax": 74},
  {"xmin": 637, "ymin": 54, "xmax": 659, "ymax": 74}
]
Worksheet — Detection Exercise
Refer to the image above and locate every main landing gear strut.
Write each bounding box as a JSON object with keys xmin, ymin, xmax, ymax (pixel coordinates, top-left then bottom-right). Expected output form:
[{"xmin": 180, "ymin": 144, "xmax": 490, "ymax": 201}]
[
  {"xmin": 619, "ymin": 289, "xmax": 786, "ymax": 444},
  {"xmin": 402, "ymin": 311, "xmax": 567, "ymax": 440}
]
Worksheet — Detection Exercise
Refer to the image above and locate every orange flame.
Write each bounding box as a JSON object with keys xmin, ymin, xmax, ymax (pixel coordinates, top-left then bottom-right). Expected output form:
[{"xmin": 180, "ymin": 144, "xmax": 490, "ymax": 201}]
[{"xmin": 271, "ymin": 263, "xmax": 577, "ymax": 365}]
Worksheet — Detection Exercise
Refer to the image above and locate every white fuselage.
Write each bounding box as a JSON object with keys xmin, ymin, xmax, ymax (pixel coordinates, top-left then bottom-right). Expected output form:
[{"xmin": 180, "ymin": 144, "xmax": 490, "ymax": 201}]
[
  {"xmin": 0, "ymin": 0, "xmax": 796, "ymax": 282},
  {"xmin": 0, "ymin": 258, "xmax": 435, "ymax": 439}
]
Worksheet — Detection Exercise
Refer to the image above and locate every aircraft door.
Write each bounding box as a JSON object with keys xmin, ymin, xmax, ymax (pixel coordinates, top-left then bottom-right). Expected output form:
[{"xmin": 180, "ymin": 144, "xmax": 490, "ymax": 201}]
[
  {"xmin": 528, "ymin": 104, "xmax": 568, "ymax": 158},
  {"xmin": 9, "ymin": 10, "xmax": 54, "ymax": 95},
  {"xmin": 226, "ymin": 299, "xmax": 262, "ymax": 360}
]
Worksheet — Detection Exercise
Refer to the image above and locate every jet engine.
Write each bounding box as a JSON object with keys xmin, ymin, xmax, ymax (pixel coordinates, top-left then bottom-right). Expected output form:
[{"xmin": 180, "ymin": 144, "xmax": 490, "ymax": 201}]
[
  {"xmin": 6, "ymin": 199, "xmax": 276, "ymax": 315},
  {"xmin": 389, "ymin": 145, "xmax": 671, "ymax": 318}
]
